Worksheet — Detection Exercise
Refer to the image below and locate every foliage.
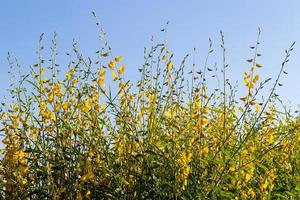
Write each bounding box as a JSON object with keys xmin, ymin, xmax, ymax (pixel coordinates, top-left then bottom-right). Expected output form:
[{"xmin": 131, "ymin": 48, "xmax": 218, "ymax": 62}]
[{"xmin": 0, "ymin": 20, "xmax": 299, "ymax": 199}]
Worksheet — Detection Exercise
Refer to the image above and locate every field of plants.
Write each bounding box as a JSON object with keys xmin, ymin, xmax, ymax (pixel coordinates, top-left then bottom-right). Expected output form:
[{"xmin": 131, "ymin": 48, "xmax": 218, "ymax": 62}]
[{"xmin": 0, "ymin": 18, "xmax": 300, "ymax": 199}]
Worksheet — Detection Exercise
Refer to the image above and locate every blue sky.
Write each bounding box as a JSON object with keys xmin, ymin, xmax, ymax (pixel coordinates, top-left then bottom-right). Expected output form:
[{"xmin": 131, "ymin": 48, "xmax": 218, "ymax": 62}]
[{"xmin": 0, "ymin": 0, "xmax": 299, "ymax": 107}]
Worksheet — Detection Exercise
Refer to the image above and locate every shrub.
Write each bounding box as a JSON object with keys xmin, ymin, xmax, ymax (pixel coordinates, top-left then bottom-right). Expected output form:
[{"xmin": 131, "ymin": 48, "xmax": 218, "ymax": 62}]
[{"xmin": 0, "ymin": 19, "xmax": 299, "ymax": 199}]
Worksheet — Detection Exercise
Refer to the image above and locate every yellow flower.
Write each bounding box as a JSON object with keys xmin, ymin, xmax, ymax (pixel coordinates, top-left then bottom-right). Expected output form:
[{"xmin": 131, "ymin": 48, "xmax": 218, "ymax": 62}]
[
  {"xmin": 248, "ymin": 188, "xmax": 255, "ymax": 198},
  {"xmin": 245, "ymin": 173, "xmax": 251, "ymax": 182},
  {"xmin": 255, "ymin": 104, "xmax": 261, "ymax": 112},
  {"xmin": 118, "ymin": 64, "xmax": 125, "ymax": 74},
  {"xmin": 260, "ymin": 180, "xmax": 268, "ymax": 190},
  {"xmin": 40, "ymin": 68, "xmax": 45, "ymax": 75},
  {"xmin": 115, "ymin": 56, "xmax": 123, "ymax": 62},
  {"xmin": 70, "ymin": 67, "xmax": 76, "ymax": 74},
  {"xmin": 54, "ymin": 104, "xmax": 60, "ymax": 111},
  {"xmin": 62, "ymin": 102, "xmax": 69, "ymax": 110},
  {"xmin": 81, "ymin": 174, "xmax": 88, "ymax": 183},
  {"xmin": 167, "ymin": 60, "xmax": 173, "ymax": 69},
  {"xmin": 52, "ymin": 84, "xmax": 62, "ymax": 95},
  {"xmin": 246, "ymin": 82, "xmax": 254, "ymax": 89},
  {"xmin": 165, "ymin": 110, "xmax": 173, "ymax": 119},
  {"xmin": 12, "ymin": 117, "xmax": 19, "ymax": 128},
  {"xmin": 112, "ymin": 71, "xmax": 118, "ymax": 81},
  {"xmin": 21, "ymin": 178, "xmax": 28, "ymax": 185},
  {"xmin": 243, "ymin": 78, "xmax": 249, "ymax": 85},
  {"xmin": 72, "ymin": 79, "xmax": 78, "ymax": 85},
  {"xmin": 97, "ymin": 77, "xmax": 105, "ymax": 85},
  {"xmin": 48, "ymin": 93, "xmax": 54, "ymax": 103},
  {"xmin": 66, "ymin": 73, "xmax": 71, "ymax": 81},
  {"xmin": 50, "ymin": 111, "xmax": 56, "ymax": 122},
  {"xmin": 268, "ymin": 134, "xmax": 274, "ymax": 144},
  {"xmin": 202, "ymin": 146, "xmax": 209, "ymax": 154},
  {"xmin": 244, "ymin": 71, "xmax": 250, "ymax": 78},
  {"xmin": 99, "ymin": 69, "xmax": 106, "ymax": 77},
  {"xmin": 97, "ymin": 70, "xmax": 106, "ymax": 85},
  {"xmin": 253, "ymin": 74, "xmax": 260, "ymax": 83},
  {"xmin": 200, "ymin": 118, "xmax": 209, "ymax": 126},
  {"xmin": 29, "ymin": 130, "xmax": 37, "ymax": 140},
  {"xmin": 39, "ymin": 102, "xmax": 47, "ymax": 111},
  {"xmin": 190, "ymin": 136, "xmax": 197, "ymax": 144},
  {"xmin": 0, "ymin": 112, "xmax": 6, "ymax": 120},
  {"xmin": 182, "ymin": 166, "xmax": 191, "ymax": 177},
  {"xmin": 82, "ymin": 99, "xmax": 91, "ymax": 113},
  {"xmin": 108, "ymin": 60, "xmax": 116, "ymax": 69},
  {"xmin": 86, "ymin": 189, "xmax": 91, "ymax": 196}
]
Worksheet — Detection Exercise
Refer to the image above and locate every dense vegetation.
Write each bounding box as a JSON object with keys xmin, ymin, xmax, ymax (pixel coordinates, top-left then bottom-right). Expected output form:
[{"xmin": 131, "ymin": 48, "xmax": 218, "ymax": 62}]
[{"xmin": 0, "ymin": 19, "xmax": 299, "ymax": 199}]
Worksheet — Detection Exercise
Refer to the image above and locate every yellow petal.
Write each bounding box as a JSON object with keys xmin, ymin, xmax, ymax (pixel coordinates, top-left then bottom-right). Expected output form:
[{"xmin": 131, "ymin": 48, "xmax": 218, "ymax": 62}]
[
  {"xmin": 40, "ymin": 68, "xmax": 45, "ymax": 75},
  {"xmin": 112, "ymin": 71, "xmax": 118, "ymax": 81},
  {"xmin": 97, "ymin": 77, "xmax": 105, "ymax": 85},
  {"xmin": 108, "ymin": 60, "xmax": 116, "ymax": 69},
  {"xmin": 118, "ymin": 64, "xmax": 125, "ymax": 74},
  {"xmin": 55, "ymin": 104, "xmax": 60, "ymax": 111},
  {"xmin": 86, "ymin": 189, "xmax": 91, "ymax": 196},
  {"xmin": 66, "ymin": 73, "xmax": 71, "ymax": 81},
  {"xmin": 115, "ymin": 56, "xmax": 123, "ymax": 62},
  {"xmin": 99, "ymin": 69, "xmax": 106, "ymax": 77},
  {"xmin": 253, "ymin": 74, "xmax": 260, "ymax": 83},
  {"xmin": 165, "ymin": 110, "xmax": 172, "ymax": 119},
  {"xmin": 167, "ymin": 61, "xmax": 173, "ymax": 68}
]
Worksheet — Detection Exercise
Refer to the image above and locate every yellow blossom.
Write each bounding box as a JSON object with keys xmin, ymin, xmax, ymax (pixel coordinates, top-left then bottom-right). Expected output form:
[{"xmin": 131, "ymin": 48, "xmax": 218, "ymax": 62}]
[
  {"xmin": 246, "ymin": 82, "xmax": 254, "ymax": 89},
  {"xmin": 86, "ymin": 189, "xmax": 91, "ymax": 196},
  {"xmin": 112, "ymin": 71, "xmax": 118, "ymax": 81},
  {"xmin": 255, "ymin": 104, "xmax": 261, "ymax": 112},
  {"xmin": 268, "ymin": 134, "xmax": 274, "ymax": 144},
  {"xmin": 245, "ymin": 173, "xmax": 252, "ymax": 182},
  {"xmin": 115, "ymin": 56, "xmax": 123, "ymax": 62},
  {"xmin": 52, "ymin": 84, "xmax": 62, "ymax": 95},
  {"xmin": 66, "ymin": 73, "xmax": 71, "ymax": 81},
  {"xmin": 165, "ymin": 110, "xmax": 173, "ymax": 119},
  {"xmin": 40, "ymin": 68, "xmax": 45, "ymax": 75},
  {"xmin": 82, "ymin": 99, "xmax": 91, "ymax": 113},
  {"xmin": 21, "ymin": 178, "xmax": 28, "ymax": 185},
  {"xmin": 202, "ymin": 146, "xmax": 209, "ymax": 154},
  {"xmin": 167, "ymin": 60, "xmax": 173, "ymax": 69},
  {"xmin": 97, "ymin": 77, "xmax": 105, "ymax": 85},
  {"xmin": 253, "ymin": 74, "xmax": 260, "ymax": 83},
  {"xmin": 108, "ymin": 60, "xmax": 116, "ymax": 69},
  {"xmin": 54, "ymin": 104, "xmax": 60, "ymax": 111},
  {"xmin": 62, "ymin": 102, "xmax": 69, "ymax": 110},
  {"xmin": 72, "ymin": 79, "xmax": 78, "ymax": 85},
  {"xmin": 118, "ymin": 64, "xmax": 125, "ymax": 74}
]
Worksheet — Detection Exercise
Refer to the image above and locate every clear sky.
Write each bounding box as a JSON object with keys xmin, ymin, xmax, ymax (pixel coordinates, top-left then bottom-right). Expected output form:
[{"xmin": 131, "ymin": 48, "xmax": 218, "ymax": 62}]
[{"xmin": 0, "ymin": 0, "xmax": 299, "ymax": 107}]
